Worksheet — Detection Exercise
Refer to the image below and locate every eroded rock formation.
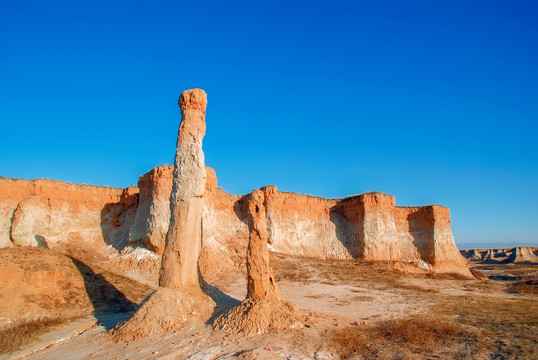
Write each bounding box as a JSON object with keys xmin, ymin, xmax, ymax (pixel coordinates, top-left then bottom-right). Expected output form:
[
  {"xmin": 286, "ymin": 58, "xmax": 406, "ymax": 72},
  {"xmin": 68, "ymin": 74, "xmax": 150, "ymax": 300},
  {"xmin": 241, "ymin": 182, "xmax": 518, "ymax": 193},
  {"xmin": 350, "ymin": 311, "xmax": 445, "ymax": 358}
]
[
  {"xmin": 159, "ymin": 88, "xmax": 208, "ymax": 289},
  {"xmin": 0, "ymin": 89, "xmax": 472, "ymax": 280},
  {"xmin": 461, "ymin": 247, "xmax": 538, "ymax": 264},
  {"xmin": 0, "ymin": 177, "xmax": 136, "ymax": 250},
  {"xmin": 335, "ymin": 193, "xmax": 471, "ymax": 277},
  {"xmin": 129, "ymin": 165, "xmax": 173, "ymax": 254},
  {"xmin": 214, "ymin": 189, "xmax": 303, "ymax": 335},
  {"xmin": 0, "ymin": 173, "xmax": 472, "ymax": 278},
  {"xmin": 246, "ymin": 189, "xmax": 279, "ymax": 301},
  {"xmin": 114, "ymin": 89, "xmax": 215, "ymax": 340}
]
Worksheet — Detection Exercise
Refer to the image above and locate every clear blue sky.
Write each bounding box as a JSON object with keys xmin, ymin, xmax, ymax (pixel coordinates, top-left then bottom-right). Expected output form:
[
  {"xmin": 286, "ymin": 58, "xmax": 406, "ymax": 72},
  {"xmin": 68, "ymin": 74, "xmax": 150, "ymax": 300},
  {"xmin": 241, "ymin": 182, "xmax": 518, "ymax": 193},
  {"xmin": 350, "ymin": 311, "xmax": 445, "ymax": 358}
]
[{"xmin": 1, "ymin": 1, "xmax": 537, "ymax": 249}]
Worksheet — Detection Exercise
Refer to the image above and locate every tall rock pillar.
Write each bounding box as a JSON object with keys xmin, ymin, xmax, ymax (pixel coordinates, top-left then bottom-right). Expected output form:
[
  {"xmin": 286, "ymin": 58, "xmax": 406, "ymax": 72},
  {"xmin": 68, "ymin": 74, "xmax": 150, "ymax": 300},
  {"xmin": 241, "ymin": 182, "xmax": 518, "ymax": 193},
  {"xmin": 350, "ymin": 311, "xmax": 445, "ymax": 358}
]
[
  {"xmin": 114, "ymin": 89, "xmax": 214, "ymax": 340},
  {"xmin": 160, "ymin": 88, "xmax": 207, "ymax": 289}
]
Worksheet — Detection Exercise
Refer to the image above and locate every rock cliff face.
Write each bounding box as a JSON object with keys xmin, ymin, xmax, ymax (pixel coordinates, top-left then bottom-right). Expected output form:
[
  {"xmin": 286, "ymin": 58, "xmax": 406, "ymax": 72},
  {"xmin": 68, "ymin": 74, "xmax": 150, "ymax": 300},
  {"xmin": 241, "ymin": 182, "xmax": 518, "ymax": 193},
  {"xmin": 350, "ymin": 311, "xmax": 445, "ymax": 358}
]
[
  {"xmin": 334, "ymin": 193, "xmax": 469, "ymax": 275},
  {"xmin": 0, "ymin": 84, "xmax": 471, "ymax": 280},
  {"xmin": 0, "ymin": 177, "xmax": 136, "ymax": 251},
  {"xmin": 0, "ymin": 171, "xmax": 471, "ymax": 277},
  {"xmin": 129, "ymin": 165, "xmax": 173, "ymax": 254}
]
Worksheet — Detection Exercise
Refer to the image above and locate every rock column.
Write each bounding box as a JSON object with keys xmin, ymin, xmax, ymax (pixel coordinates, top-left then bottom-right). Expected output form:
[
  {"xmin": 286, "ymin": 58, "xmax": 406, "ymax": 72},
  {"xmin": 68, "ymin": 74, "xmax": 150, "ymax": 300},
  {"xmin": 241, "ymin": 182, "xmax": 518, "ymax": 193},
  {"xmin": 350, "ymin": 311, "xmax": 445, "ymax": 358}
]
[
  {"xmin": 245, "ymin": 189, "xmax": 280, "ymax": 300},
  {"xmin": 160, "ymin": 88, "xmax": 207, "ymax": 289},
  {"xmin": 114, "ymin": 89, "xmax": 214, "ymax": 341},
  {"xmin": 213, "ymin": 188, "xmax": 304, "ymax": 335}
]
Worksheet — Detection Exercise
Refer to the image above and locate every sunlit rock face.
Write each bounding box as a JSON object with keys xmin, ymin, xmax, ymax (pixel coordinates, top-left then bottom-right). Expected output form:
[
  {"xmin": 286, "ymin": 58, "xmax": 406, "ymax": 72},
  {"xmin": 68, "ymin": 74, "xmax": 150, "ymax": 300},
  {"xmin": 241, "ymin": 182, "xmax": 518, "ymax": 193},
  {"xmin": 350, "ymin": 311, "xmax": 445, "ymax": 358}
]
[
  {"xmin": 158, "ymin": 88, "xmax": 208, "ymax": 289},
  {"xmin": 113, "ymin": 88, "xmax": 215, "ymax": 341},
  {"xmin": 129, "ymin": 165, "xmax": 173, "ymax": 254},
  {"xmin": 0, "ymin": 173, "xmax": 471, "ymax": 278},
  {"xmin": 0, "ymin": 177, "xmax": 137, "ymax": 252},
  {"xmin": 461, "ymin": 247, "xmax": 538, "ymax": 264}
]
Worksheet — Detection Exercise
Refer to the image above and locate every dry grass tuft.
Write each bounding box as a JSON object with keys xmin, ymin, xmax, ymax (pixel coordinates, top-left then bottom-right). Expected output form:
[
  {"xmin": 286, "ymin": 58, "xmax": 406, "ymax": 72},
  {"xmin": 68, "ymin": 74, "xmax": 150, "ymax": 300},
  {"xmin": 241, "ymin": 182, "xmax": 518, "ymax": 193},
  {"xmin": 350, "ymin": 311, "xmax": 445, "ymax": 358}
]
[
  {"xmin": 330, "ymin": 315, "xmax": 485, "ymax": 359},
  {"xmin": 508, "ymin": 279, "xmax": 538, "ymax": 294},
  {"xmin": 0, "ymin": 317, "xmax": 70, "ymax": 355},
  {"xmin": 431, "ymin": 296, "xmax": 538, "ymax": 359}
]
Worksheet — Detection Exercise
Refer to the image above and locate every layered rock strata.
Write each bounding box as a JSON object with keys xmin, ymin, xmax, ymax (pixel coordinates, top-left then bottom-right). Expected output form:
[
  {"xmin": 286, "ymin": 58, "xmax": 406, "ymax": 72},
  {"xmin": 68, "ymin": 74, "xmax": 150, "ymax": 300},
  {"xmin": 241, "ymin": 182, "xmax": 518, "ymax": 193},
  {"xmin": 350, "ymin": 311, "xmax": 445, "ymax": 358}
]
[
  {"xmin": 334, "ymin": 193, "xmax": 470, "ymax": 276},
  {"xmin": 129, "ymin": 165, "xmax": 173, "ymax": 254},
  {"xmin": 461, "ymin": 247, "xmax": 538, "ymax": 264},
  {"xmin": 214, "ymin": 189, "xmax": 303, "ymax": 335},
  {"xmin": 0, "ymin": 177, "xmax": 137, "ymax": 251},
  {"xmin": 114, "ymin": 89, "xmax": 214, "ymax": 340},
  {"xmin": 0, "ymin": 173, "xmax": 471, "ymax": 278}
]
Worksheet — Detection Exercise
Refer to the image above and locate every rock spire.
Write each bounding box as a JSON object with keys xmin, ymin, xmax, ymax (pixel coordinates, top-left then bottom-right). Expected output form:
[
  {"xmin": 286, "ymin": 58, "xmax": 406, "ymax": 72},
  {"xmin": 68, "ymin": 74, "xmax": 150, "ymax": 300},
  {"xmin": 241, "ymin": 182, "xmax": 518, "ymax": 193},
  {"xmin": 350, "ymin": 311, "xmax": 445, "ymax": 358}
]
[
  {"xmin": 114, "ymin": 89, "xmax": 214, "ymax": 340},
  {"xmin": 214, "ymin": 188, "xmax": 305, "ymax": 335}
]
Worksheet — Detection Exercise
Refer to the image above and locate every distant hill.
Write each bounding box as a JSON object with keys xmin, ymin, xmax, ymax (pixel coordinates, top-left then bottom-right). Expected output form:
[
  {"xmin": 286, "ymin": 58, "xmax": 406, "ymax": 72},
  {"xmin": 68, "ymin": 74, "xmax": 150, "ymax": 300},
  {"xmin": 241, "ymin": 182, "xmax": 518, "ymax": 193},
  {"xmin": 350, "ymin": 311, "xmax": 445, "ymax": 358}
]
[{"xmin": 461, "ymin": 247, "xmax": 538, "ymax": 264}]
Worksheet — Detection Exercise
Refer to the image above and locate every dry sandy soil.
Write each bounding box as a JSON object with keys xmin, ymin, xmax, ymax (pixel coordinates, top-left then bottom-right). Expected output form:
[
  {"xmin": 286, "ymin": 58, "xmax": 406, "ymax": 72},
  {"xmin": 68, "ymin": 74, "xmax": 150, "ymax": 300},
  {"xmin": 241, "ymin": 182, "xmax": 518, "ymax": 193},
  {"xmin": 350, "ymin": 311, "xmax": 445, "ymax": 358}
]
[{"xmin": 1, "ymin": 251, "xmax": 537, "ymax": 360}]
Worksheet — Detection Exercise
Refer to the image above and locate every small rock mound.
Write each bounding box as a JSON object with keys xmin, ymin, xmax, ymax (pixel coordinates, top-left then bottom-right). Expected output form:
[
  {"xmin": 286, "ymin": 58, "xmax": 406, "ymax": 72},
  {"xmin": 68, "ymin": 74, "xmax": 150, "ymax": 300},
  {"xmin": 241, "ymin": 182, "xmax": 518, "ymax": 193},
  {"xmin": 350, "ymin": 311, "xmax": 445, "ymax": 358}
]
[
  {"xmin": 213, "ymin": 297, "xmax": 303, "ymax": 335},
  {"xmin": 113, "ymin": 287, "xmax": 214, "ymax": 341}
]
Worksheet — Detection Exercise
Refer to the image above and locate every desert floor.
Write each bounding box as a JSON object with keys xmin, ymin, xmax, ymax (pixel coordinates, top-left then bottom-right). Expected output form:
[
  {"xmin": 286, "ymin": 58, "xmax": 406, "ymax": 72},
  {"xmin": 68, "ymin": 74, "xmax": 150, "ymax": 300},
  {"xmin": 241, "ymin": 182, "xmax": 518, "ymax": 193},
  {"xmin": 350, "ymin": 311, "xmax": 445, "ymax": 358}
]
[{"xmin": 2, "ymin": 253, "xmax": 537, "ymax": 360}]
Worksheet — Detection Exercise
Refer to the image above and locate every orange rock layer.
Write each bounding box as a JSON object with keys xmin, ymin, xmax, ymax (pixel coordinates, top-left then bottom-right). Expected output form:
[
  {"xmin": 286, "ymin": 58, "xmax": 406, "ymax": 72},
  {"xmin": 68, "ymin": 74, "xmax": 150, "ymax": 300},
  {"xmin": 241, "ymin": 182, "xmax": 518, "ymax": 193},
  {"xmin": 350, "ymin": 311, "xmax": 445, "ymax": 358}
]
[{"xmin": 0, "ymin": 167, "xmax": 471, "ymax": 277}]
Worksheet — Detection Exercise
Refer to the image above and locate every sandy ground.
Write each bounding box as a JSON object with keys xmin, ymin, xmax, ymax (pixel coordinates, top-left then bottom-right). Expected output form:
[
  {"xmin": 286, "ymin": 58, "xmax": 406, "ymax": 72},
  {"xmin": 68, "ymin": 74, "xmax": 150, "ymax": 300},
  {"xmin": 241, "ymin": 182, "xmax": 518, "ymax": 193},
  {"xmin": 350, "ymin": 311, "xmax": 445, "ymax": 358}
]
[{"xmin": 3, "ymin": 254, "xmax": 537, "ymax": 360}]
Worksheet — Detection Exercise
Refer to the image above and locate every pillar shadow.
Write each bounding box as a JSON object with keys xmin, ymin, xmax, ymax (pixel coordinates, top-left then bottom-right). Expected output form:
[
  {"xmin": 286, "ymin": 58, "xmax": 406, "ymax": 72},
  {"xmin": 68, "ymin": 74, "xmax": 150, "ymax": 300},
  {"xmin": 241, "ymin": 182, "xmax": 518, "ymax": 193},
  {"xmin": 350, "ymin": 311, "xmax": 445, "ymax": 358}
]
[
  {"xmin": 329, "ymin": 208, "xmax": 360, "ymax": 258},
  {"xmin": 69, "ymin": 257, "xmax": 137, "ymax": 329},
  {"xmin": 408, "ymin": 209, "xmax": 433, "ymax": 263},
  {"xmin": 202, "ymin": 278, "xmax": 241, "ymax": 325}
]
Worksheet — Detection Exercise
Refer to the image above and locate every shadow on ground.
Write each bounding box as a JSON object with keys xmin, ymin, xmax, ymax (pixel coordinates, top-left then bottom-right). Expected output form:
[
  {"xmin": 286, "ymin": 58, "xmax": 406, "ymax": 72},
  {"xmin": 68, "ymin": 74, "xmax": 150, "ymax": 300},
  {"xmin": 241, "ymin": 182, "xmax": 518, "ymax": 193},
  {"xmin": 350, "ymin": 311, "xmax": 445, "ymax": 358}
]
[{"xmin": 70, "ymin": 257, "xmax": 137, "ymax": 329}]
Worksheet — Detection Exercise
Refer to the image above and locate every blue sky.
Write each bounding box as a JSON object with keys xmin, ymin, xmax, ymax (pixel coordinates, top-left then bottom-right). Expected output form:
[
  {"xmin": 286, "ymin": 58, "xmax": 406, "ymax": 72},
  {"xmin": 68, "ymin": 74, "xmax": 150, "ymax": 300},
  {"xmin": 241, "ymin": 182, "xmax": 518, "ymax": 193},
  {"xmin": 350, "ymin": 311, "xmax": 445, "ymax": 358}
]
[{"xmin": 1, "ymin": 1, "xmax": 537, "ymax": 249}]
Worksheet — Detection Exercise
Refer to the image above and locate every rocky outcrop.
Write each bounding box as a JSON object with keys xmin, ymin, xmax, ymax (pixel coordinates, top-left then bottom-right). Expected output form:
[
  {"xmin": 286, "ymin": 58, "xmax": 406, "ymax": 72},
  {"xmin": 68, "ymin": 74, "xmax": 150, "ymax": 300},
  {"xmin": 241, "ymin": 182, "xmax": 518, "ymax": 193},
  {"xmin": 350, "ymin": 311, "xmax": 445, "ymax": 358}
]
[
  {"xmin": 129, "ymin": 165, "xmax": 173, "ymax": 254},
  {"xmin": 115, "ymin": 88, "xmax": 215, "ymax": 340},
  {"xmin": 214, "ymin": 189, "xmax": 304, "ymax": 335},
  {"xmin": 245, "ymin": 189, "xmax": 280, "ymax": 301},
  {"xmin": 260, "ymin": 187, "xmax": 352, "ymax": 258},
  {"xmin": 0, "ymin": 173, "xmax": 471, "ymax": 278},
  {"xmin": 0, "ymin": 177, "xmax": 136, "ymax": 251},
  {"xmin": 0, "ymin": 85, "xmax": 472, "ymax": 279},
  {"xmin": 461, "ymin": 247, "xmax": 538, "ymax": 264}
]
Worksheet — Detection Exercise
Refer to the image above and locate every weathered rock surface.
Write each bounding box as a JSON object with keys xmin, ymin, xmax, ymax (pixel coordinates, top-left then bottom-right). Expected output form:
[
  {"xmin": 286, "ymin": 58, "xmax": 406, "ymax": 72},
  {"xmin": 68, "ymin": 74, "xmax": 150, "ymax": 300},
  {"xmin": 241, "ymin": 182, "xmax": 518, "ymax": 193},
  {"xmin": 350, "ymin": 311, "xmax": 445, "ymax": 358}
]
[
  {"xmin": 461, "ymin": 247, "xmax": 538, "ymax": 264},
  {"xmin": 214, "ymin": 189, "xmax": 304, "ymax": 335},
  {"xmin": 0, "ymin": 177, "xmax": 136, "ymax": 251},
  {"xmin": 245, "ymin": 189, "xmax": 280, "ymax": 301},
  {"xmin": 335, "ymin": 193, "xmax": 471, "ymax": 277},
  {"xmin": 115, "ymin": 88, "xmax": 215, "ymax": 340},
  {"xmin": 129, "ymin": 165, "xmax": 173, "ymax": 254},
  {"xmin": 159, "ymin": 88, "xmax": 208, "ymax": 290},
  {"xmin": 0, "ymin": 173, "xmax": 471, "ymax": 278}
]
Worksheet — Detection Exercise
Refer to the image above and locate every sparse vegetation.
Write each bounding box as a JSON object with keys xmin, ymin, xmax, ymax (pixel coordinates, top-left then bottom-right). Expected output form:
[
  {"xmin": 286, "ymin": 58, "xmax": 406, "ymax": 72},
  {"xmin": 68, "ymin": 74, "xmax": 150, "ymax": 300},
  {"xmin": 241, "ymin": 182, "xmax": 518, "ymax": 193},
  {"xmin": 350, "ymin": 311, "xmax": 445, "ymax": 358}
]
[
  {"xmin": 271, "ymin": 253, "xmax": 537, "ymax": 359},
  {"xmin": 508, "ymin": 279, "xmax": 538, "ymax": 294},
  {"xmin": 330, "ymin": 315, "xmax": 486, "ymax": 359},
  {"xmin": 431, "ymin": 296, "xmax": 538, "ymax": 359},
  {"xmin": 0, "ymin": 317, "xmax": 70, "ymax": 355}
]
